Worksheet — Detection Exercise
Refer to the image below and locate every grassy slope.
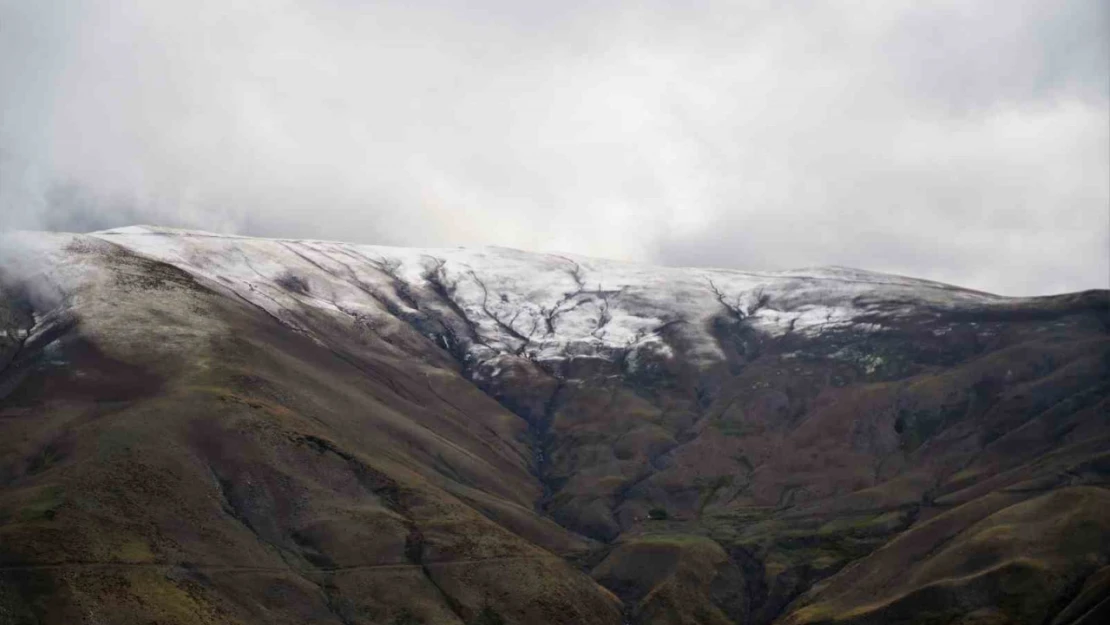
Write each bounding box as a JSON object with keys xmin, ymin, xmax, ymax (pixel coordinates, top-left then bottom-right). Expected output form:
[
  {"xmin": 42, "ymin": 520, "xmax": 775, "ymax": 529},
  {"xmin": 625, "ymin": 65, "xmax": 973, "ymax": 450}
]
[
  {"xmin": 0, "ymin": 240, "xmax": 620, "ymax": 624},
  {"xmin": 783, "ymin": 487, "xmax": 1110, "ymax": 624},
  {"xmin": 519, "ymin": 290, "xmax": 1109, "ymax": 624},
  {"xmin": 1, "ymin": 236, "xmax": 1107, "ymax": 624}
]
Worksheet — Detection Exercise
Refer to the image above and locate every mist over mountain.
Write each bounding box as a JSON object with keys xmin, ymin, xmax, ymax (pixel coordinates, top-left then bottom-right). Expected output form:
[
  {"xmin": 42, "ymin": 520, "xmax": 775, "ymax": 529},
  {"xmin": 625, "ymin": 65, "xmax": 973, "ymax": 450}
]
[
  {"xmin": 2, "ymin": 0, "xmax": 1108, "ymax": 296},
  {"xmin": 2, "ymin": 1, "xmax": 1108, "ymax": 622}
]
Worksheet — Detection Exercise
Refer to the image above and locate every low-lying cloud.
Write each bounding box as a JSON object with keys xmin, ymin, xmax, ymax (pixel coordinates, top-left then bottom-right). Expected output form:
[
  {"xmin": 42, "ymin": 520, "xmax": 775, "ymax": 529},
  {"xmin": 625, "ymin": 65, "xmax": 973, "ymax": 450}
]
[{"xmin": 1, "ymin": 0, "xmax": 1106, "ymax": 295}]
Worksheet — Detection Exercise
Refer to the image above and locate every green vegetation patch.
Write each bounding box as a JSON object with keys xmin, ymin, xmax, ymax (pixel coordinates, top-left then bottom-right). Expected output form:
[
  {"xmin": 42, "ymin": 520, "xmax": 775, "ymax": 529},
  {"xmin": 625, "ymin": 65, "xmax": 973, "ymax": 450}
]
[
  {"xmin": 817, "ymin": 510, "xmax": 908, "ymax": 537},
  {"xmin": 16, "ymin": 485, "xmax": 65, "ymax": 523},
  {"xmin": 470, "ymin": 605, "xmax": 506, "ymax": 625},
  {"xmin": 629, "ymin": 533, "xmax": 717, "ymax": 548}
]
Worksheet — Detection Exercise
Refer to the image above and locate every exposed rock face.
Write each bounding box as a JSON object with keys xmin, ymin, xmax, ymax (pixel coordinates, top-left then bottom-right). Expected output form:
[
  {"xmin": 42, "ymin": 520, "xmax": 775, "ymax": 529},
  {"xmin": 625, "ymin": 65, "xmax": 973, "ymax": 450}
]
[{"xmin": 1, "ymin": 226, "xmax": 1107, "ymax": 625}]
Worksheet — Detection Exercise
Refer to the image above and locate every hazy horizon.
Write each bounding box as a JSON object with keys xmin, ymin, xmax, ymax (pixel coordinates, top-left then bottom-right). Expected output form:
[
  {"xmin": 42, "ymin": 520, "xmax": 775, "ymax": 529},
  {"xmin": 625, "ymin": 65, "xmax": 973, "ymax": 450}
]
[{"xmin": 2, "ymin": 0, "xmax": 1107, "ymax": 296}]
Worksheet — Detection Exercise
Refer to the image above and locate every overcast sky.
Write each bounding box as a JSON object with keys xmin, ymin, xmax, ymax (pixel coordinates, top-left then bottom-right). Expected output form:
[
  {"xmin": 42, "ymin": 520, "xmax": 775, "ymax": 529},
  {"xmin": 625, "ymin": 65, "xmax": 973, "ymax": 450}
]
[{"xmin": 1, "ymin": 0, "xmax": 1107, "ymax": 296}]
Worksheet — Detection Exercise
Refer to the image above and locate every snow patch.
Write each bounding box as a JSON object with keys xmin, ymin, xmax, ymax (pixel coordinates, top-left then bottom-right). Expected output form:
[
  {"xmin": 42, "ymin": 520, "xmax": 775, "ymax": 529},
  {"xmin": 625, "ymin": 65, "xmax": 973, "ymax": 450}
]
[{"xmin": 0, "ymin": 227, "xmax": 1019, "ymax": 376}]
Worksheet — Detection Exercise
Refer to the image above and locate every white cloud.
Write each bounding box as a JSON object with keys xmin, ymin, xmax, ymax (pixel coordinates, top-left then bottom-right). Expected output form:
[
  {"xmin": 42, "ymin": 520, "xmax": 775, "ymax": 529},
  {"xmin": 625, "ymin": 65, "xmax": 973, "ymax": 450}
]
[{"xmin": 1, "ymin": 0, "xmax": 1106, "ymax": 295}]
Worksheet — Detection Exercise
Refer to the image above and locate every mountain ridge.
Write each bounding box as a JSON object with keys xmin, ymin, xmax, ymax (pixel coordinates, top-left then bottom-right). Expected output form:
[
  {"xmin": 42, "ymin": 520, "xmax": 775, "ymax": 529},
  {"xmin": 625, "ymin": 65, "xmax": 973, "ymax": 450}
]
[
  {"xmin": 91, "ymin": 224, "xmax": 1001, "ymax": 289},
  {"xmin": 0, "ymin": 226, "xmax": 1107, "ymax": 624}
]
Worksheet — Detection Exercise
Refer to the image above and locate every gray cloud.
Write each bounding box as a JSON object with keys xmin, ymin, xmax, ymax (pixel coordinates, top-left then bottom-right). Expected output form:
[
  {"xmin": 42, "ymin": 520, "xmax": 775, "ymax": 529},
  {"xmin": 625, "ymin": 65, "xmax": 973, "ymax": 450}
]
[{"xmin": 1, "ymin": 0, "xmax": 1106, "ymax": 295}]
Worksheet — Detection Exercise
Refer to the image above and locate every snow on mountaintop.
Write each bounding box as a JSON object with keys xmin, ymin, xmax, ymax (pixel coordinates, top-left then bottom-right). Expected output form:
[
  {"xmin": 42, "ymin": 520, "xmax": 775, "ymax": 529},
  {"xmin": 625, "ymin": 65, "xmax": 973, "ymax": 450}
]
[{"xmin": 5, "ymin": 226, "xmax": 1006, "ymax": 372}]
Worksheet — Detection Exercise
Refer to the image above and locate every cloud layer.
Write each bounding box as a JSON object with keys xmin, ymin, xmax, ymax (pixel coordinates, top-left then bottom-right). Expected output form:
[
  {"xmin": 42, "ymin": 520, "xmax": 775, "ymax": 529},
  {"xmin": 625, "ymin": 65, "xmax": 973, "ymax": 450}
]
[{"xmin": 1, "ymin": 0, "xmax": 1107, "ymax": 295}]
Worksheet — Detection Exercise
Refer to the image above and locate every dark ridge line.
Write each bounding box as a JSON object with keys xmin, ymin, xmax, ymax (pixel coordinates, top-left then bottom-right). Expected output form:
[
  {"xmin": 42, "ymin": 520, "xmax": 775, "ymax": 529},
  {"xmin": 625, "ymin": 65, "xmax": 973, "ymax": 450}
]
[
  {"xmin": 468, "ymin": 269, "xmax": 536, "ymax": 354},
  {"xmin": 420, "ymin": 256, "xmax": 487, "ymax": 351}
]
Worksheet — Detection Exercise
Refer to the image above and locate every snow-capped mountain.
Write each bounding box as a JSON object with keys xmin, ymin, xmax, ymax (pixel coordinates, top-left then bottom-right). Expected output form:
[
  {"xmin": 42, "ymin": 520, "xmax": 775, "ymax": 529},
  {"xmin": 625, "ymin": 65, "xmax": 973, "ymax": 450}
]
[
  {"xmin": 7, "ymin": 225, "xmax": 1023, "ymax": 375},
  {"xmin": 1, "ymin": 226, "xmax": 1107, "ymax": 625}
]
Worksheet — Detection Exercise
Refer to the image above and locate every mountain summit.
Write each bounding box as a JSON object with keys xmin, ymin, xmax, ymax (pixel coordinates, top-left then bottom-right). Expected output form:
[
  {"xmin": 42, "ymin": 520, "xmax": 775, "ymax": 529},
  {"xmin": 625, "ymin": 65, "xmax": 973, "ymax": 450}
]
[{"xmin": 1, "ymin": 227, "xmax": 1107, "ymax": 624}]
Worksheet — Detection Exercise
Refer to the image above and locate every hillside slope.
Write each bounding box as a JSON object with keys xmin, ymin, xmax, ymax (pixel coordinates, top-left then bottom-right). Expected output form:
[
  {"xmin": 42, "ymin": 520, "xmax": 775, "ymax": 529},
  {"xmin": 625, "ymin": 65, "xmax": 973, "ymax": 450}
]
[{"xmin": 1, "ymin": 226, "xmax": 1107, "ymax": 625}]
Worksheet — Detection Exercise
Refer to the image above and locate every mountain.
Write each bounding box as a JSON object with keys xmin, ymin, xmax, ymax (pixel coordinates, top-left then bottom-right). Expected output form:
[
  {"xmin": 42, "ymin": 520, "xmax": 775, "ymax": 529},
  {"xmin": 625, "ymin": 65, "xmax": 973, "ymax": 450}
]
[{"xmin": 1, "ymin": 225, "xmax": 1107, "ymax": 625}]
